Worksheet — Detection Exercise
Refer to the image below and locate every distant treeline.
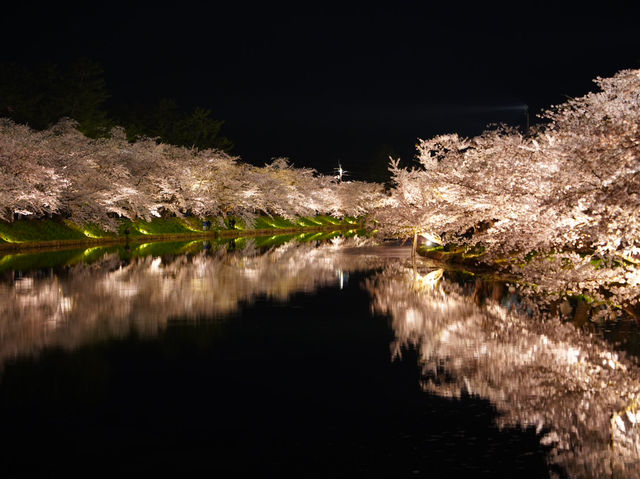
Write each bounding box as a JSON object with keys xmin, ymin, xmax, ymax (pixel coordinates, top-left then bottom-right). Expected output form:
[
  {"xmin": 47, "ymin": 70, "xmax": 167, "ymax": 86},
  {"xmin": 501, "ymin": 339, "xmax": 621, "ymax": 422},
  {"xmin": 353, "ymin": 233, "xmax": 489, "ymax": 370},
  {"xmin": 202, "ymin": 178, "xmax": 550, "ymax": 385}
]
[{"xmin": 0, "ymin": 58, "xmax": 233, "ymax": 152}]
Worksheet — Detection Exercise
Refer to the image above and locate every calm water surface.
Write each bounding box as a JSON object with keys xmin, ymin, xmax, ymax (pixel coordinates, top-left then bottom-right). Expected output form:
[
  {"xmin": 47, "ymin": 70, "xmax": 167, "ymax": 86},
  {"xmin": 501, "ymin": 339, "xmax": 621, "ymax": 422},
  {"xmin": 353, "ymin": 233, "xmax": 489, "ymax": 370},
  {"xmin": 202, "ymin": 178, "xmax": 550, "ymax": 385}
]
[{"xmin": 0, "ymin": 237, "xmax": 638, "ymax": 478}]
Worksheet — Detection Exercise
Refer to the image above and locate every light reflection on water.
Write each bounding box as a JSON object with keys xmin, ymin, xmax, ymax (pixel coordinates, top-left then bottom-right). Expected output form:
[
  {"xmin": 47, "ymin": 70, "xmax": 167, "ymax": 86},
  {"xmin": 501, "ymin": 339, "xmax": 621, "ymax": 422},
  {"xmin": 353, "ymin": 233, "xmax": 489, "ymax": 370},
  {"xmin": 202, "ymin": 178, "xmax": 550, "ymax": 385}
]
[
  {"xmin": 0, "ymin": 237, "xmax": 387, "ymax": 365},
  {"xmin": 368, "ymin": 263, "xmax": 640, "ymax": 478},
  {"xmin": 1, "ymin": 237, "xmax": 639, "ymax": 477}
]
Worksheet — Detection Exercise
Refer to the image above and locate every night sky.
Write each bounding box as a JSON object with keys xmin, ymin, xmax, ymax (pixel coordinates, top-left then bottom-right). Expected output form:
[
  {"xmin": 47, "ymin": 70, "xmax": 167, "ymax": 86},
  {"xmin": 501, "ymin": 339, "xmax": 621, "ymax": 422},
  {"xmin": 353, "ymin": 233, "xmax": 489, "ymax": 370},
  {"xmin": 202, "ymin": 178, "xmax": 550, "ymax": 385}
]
[{"xmin": 3, "ymin": 2, "xmax": 640, "ymax": 180}]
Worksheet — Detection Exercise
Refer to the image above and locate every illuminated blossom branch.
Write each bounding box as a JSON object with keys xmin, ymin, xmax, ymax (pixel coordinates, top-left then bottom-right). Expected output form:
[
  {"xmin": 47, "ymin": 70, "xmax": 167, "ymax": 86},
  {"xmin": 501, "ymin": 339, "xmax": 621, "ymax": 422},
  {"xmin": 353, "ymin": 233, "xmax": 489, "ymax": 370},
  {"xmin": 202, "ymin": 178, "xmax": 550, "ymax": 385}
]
[{"xmin": 376, "ymin": 69, "xmax": 640, "ymax": 259}]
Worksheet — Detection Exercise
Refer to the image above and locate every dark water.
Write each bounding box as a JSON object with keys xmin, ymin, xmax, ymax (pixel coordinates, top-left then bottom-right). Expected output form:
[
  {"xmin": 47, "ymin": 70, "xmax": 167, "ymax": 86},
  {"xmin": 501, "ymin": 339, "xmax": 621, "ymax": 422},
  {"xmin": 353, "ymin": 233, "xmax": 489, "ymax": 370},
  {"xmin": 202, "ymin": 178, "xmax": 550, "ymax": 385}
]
[
  {"xmin": 0, "ymin": 238, "xmax": 637, "ymax": 477},
  {"xmin": 0, "ymin": 275, "xmax": 550, "ymax": 478}
]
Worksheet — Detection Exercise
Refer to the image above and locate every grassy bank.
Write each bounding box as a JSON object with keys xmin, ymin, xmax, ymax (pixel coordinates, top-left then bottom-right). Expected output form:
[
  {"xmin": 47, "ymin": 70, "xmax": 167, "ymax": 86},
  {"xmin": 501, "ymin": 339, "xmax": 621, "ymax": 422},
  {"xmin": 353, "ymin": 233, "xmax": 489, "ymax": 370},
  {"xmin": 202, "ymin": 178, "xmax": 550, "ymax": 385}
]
[
  {"xmin": 0, "ymin": 228, "xmax": 368, "ymax": 274},
  {"xmin": 0, "ymin": 215, "xmax": 363, "ymax": 252}
]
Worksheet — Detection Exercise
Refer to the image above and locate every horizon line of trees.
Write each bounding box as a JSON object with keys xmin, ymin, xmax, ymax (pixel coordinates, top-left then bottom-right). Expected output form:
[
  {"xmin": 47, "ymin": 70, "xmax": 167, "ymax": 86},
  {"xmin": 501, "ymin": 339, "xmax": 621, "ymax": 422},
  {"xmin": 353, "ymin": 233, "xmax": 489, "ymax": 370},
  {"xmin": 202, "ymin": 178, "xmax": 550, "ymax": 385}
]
[
  {"xmin": 0, "ymin": 118, "xmax": 385, "ymax": 230},
  {"xmin": 0, "ymin": 58, "xmax": 233, "ymax": 152}
]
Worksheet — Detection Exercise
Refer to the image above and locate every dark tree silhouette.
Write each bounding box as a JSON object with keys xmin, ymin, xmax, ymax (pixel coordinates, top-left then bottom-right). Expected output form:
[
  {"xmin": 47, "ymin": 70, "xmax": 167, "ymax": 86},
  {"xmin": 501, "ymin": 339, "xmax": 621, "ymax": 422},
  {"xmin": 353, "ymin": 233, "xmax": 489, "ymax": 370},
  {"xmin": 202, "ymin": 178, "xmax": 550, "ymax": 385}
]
[
  {"xmin": 64, "ymin": 58, "xmax": 111, "ymax": 137},
  {"xmin": 0, "ymin": 59, "xmax": 111, "ymax": 137},
  {"xmin": 116, "ymin": 99, "xmax": 233, "ymax": 152},
  {"xmin": 0, "ymin": 59, "xmax": 233, "ymax": 150}
]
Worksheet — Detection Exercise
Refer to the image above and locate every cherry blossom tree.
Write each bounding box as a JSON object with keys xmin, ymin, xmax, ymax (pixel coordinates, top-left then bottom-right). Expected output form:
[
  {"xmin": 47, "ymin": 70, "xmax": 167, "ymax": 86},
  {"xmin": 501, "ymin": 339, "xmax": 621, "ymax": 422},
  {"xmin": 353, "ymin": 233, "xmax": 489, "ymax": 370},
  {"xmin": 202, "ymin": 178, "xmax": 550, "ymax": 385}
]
[
  {"xmin": 0, "ymin": 119, "xmax": 385, "ymax": 229},
  {"xmin": 377, "ymin": 70, "xmax": 640, "ymax": 258},
  {"xmin": 0, "ymin": 120, "xmax": 69, "ymax": 221},
  {"xmin": 374, "ymin": 69, "xmax": 640, "ymax": 308}
]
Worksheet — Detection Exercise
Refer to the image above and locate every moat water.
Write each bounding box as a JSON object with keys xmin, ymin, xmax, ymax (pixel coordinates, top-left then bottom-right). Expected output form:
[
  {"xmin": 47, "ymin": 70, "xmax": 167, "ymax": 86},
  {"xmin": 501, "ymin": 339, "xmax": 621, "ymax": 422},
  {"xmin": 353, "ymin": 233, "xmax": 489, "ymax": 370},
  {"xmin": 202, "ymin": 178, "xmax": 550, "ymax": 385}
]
[{"xmin": 0, "ymin": 236, "xmax": 638, "ymax": 477}]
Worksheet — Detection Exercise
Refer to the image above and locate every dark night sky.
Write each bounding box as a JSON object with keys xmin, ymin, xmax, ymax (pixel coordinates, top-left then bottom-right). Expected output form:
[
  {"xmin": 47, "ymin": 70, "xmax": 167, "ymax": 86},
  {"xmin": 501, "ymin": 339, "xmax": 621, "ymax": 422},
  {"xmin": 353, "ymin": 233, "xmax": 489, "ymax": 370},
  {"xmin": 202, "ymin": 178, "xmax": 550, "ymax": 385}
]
[{"xmin": 2, "ymin": 2, "xmax": 640, "ymax": 179}]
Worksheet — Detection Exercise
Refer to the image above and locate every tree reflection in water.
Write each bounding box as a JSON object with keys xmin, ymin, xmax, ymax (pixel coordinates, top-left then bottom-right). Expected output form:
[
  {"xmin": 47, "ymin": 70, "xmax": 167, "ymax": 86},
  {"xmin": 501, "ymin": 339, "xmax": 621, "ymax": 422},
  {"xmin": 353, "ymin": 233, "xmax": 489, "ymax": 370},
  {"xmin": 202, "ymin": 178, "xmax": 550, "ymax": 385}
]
[
  {"xmin": 368, "ymin": 262, "xmax": 640, "ymax": 478},
  {"xmin": 1, "ymin": 239, "xmax": 639, "ymax": 477},
  {"xmin": 0, "ymin": 238, "xmax": 384, "ymax": 368}
]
